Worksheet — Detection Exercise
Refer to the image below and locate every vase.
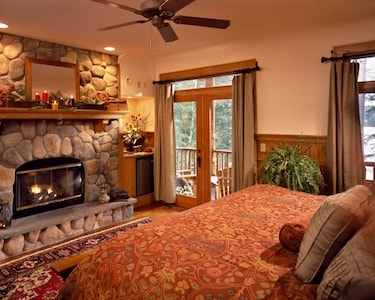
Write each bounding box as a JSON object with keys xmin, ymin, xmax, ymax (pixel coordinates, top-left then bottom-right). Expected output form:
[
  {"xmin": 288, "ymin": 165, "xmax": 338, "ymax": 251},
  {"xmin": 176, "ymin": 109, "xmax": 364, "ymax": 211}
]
[{"xmin": 99, "ymin": 188, "xmax": 110, "ymax": 203}]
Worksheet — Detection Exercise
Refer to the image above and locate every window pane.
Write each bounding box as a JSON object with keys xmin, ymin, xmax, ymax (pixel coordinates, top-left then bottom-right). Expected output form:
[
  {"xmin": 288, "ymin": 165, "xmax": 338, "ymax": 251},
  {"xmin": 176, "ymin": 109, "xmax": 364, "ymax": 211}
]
[
  {"xmin": 213, "ymin": 99, "xmax": 232, "ymax": 150},
  {"xmin": 358, "ymin": 55, "xmax": 375, "ymax": 183},
  {"xmin": 173, "ymin": 75, "xmax": 233, "ymax": 91},
  {"xmin": 214, "ymin": 75, "xmax": 234, "ymax": 87},
  {"xmin": 358, "ymin": 57, "xmax": 375, "ymax": 82},
  {"xmin": 362, "ymin": 92, "xmax": 375, "ymax": 163},
  {"xmin": 174, "ymin": 102, "xmax": 196, "ymax": 148},
  {"xmin": 174, "ymin": 101, "xmax": 197, "ymax": 197}
]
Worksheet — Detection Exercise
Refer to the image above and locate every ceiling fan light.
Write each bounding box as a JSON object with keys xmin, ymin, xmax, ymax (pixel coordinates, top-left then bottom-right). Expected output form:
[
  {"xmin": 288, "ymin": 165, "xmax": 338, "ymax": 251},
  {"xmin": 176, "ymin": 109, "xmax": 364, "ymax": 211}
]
[
  {"xmin": 0, "ymin": 23, "xmax": 9, "ymax": 29},
  {"xmin": 104, "ymin": 46, "xmax": 116, "ymax": 51}
]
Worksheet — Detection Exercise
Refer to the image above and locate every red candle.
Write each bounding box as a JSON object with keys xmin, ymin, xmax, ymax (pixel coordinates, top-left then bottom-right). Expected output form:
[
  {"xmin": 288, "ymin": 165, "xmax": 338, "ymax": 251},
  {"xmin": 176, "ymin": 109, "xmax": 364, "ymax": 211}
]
[
  {"xmin": 35, "ymin": 92, "xmax": 41, "ymax": 101},
  {"xmin": 42, "ymin": 90, "xmax": 49, "ymax": 103}
]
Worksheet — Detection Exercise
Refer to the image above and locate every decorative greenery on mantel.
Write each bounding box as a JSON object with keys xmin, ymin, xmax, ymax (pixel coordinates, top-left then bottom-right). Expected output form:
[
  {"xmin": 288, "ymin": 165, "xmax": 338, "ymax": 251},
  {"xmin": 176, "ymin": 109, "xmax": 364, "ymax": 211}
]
[{"xmin": 261, "ymin": 140, "xmax": 325, "ymax": 194}]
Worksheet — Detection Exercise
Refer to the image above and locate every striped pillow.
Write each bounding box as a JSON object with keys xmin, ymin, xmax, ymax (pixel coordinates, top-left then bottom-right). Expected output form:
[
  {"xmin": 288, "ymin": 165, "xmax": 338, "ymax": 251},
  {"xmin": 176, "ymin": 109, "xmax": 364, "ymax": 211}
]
[{"xmin": 295, "ymin": 185, "xmax": 372, "ymax": 283}]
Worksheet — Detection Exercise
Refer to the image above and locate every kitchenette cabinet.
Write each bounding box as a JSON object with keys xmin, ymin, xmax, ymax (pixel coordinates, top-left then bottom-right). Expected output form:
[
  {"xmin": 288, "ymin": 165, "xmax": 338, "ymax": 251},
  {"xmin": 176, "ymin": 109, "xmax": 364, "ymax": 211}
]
[{"xmin": 118, "ymin": 151, "xmax": 154, "ymax": 208}]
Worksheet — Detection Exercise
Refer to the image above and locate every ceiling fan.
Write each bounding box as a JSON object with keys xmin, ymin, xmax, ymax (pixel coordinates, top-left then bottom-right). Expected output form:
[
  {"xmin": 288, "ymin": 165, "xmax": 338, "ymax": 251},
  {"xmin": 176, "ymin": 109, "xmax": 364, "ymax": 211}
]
[{"xmin": 89, "ymin": 0, "xmax": 230, "ymax": 42}]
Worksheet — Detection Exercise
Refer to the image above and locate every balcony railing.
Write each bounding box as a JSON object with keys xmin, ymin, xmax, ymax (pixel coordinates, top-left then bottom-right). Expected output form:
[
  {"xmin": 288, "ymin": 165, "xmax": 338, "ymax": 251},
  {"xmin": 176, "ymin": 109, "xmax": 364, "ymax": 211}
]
[{"xmin": 176, "ymin": 147, "xmax": 232, "ymax": 199}]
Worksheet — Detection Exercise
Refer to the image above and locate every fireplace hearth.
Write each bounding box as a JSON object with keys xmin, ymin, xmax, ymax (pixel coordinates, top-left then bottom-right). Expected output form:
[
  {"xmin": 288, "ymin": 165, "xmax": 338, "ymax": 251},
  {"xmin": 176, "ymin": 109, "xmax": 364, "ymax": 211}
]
[{"xmin": 14, "ymin": 157, "xmax": 84, "ymax": 219}]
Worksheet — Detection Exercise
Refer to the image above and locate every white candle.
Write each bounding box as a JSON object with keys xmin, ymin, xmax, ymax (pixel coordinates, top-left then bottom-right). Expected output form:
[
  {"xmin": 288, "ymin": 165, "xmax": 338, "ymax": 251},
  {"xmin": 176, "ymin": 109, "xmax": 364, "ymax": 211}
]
[{"xmin": 52, "ymin": 101, "xmax": 58, "ymax": 110}]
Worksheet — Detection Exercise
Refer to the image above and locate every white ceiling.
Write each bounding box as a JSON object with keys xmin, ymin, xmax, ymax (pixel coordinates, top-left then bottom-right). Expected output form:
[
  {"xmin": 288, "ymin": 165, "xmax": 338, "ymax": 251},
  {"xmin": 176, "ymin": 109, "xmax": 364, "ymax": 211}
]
[{"xmin": 1, "ymin": 0, "xmax": 375, "ymax": 58}]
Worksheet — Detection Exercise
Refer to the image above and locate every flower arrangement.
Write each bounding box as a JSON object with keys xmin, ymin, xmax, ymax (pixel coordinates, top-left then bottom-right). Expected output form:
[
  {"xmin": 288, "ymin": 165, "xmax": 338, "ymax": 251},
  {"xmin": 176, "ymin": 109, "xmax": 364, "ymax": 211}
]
[
  {"xmin": 0, "ymin": 86, "xmax": 23, "ymax": 104},
  {"xmin": 122, "ymin": 114, "xmax": 145, "ymax": 147}
]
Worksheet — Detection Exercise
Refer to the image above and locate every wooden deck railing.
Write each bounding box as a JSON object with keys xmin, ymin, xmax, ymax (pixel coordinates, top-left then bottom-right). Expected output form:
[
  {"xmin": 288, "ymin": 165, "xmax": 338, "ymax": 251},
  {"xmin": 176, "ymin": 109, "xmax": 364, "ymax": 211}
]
[
  {"xmin": 176, "ymin": 147, "xmax": 232, "ymax": 199},
  {"xmin": 176, "ymin": 147, "xmax": 197, "ymax": 177}
]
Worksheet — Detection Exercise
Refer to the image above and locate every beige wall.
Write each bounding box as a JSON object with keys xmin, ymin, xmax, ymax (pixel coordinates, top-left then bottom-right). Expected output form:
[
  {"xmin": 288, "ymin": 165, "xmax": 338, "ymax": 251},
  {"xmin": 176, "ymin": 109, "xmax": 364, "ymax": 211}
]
[
  {"xmin": 123, "ymin": 97, "xmax": 155, "ymax": 132},
  {"xmin": 150, "ymin": 17, "xmax": 375, "ymax": 136},
  {"xmin": 118, "ymin": 54, "xmax": 155, "ymax": 132},
  {"xmin": 117, "ymin": 16, "xmax": 375, "ymax": 136}
]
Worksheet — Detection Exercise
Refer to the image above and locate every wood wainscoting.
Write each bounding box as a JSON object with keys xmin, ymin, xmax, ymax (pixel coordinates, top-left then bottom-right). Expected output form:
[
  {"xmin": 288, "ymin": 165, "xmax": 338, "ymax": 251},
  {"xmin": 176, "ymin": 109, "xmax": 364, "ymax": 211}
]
[{"xmin": 255, "ymin": 134, "xmax": 328, "ymax": 194}]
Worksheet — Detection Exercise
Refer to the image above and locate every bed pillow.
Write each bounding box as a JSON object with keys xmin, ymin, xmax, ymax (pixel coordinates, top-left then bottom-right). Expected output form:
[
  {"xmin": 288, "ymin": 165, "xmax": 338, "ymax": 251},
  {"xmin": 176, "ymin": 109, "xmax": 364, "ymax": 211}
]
[
  {"xmin": 317, "ymin": 204, "xmax": 375, "ymax": 300},
  {"xmin": 294, "ymin": 185, "xmax": 372, "ymax": 283},
  {"xmin": 279, "ymin": 223, "xmax": 306, "ymax": 253}
]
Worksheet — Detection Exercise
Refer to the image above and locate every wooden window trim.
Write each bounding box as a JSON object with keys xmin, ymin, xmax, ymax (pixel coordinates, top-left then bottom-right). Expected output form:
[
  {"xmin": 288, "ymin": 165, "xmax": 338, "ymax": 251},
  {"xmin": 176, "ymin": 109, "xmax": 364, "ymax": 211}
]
[
  {"xmin": 159, "ymin": 59, "xmax": 257, "ymax": 82},
  {"xmin": 359, "ymin": 81, "xmax": 375, "ymax": 93},
  {"xmin": 333, "ymin": 40, "xmax": 375, "ymax": 56}
]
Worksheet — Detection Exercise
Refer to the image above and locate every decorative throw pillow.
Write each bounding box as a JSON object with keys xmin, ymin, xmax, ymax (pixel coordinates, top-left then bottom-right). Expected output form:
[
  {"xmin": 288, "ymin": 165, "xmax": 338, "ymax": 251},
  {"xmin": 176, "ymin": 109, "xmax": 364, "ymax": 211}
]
[
  {"xmin": 279, "ymin": 223, "xmax": 306, "ymax": 253},
  {"xmin": 295, "ymin": 185, "xmax": 372, "ymax": 283},
  {"xmin": 317, "ymin": 203, "xmax": 375, "ymax": 299}
]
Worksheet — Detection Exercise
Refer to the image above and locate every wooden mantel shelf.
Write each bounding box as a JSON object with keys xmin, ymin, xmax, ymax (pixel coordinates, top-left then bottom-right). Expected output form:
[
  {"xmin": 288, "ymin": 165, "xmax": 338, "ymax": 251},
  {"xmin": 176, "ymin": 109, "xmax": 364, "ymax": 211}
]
[{"xmin": 0, "ymin": 108, "xmax": 127, "ymax": 120}]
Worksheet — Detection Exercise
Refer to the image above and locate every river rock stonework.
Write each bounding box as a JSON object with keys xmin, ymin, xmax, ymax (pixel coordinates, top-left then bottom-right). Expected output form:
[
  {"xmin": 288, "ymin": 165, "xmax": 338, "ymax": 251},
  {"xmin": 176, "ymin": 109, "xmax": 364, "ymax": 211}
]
[
  {"xmin": 0, "ymin": 119, "xmax": 137, "ymax": 261},
  {"xmin": 0, "ymin": 32, "xmax": 118, "ymax": 103},
  {"xmin": 0, "ymin": 119, "xmax": 120, "ymax": 210}
]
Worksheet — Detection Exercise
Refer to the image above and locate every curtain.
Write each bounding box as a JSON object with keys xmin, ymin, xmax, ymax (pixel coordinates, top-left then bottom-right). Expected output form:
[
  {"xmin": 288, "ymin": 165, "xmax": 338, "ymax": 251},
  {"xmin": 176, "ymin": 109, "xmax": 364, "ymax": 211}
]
[
  {"xmin": 326, "ymin": 60, "xmax": 364, "ymax": 194},
  {"xmin": 232, "ymin": 72, "xmax": 256, "ymax": 192},
  {"xmin": 154, "ymin": 83, "xmax": 176, "ymax": 203}
]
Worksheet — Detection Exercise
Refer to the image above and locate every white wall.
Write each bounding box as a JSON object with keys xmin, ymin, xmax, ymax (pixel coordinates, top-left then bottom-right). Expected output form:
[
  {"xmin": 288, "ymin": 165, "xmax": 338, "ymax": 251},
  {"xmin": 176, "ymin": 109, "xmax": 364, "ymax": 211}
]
[
  {"xmin": 118, "ymin": 54, "xmax": 156, "ymax": 98},
  {"xmin": 118, "ymin": 54, "xmax": 155, "ymax": 132},
  {"xmin": 152, "ymin": 17, "xmax": 375, "ymax": 136}
]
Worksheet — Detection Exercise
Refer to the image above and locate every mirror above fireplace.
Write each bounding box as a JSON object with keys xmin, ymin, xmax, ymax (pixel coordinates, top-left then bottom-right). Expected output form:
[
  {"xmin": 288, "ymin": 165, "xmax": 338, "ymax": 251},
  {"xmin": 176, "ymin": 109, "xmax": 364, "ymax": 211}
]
[{"xmin": 25, "ymin": 57, "xmax": 80, "ymax": 101}]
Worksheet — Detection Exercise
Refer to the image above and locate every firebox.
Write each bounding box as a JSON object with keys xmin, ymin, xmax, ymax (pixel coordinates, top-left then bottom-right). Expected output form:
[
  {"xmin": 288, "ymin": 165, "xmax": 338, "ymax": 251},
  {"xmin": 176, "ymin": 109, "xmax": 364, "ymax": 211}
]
[{"xmin": 13, "ymin": 157, "xmax": 84, "ymax": 219}]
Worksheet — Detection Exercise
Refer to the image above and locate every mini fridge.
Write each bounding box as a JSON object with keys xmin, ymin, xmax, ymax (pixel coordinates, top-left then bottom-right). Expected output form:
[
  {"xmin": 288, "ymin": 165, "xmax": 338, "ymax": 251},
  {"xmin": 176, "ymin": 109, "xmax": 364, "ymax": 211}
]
[{"xmin": 136, "ymin": 156, "xmax": 154, "ymax": 196}]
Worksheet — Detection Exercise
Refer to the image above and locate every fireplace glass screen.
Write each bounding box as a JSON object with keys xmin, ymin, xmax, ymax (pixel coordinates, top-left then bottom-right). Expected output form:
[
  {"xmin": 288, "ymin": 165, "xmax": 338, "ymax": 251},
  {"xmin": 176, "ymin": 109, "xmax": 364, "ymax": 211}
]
[{"xmin": 14, "ymin": 157, "xmax": 84, "ymax": 218}]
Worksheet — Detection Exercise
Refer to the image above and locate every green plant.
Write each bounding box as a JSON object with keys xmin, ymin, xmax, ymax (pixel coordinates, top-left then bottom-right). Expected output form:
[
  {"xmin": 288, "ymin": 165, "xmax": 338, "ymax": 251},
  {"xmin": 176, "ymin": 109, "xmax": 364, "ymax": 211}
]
[{"xmin": 261, "ymin": 140, "xmax": 324, "ymax": 194}]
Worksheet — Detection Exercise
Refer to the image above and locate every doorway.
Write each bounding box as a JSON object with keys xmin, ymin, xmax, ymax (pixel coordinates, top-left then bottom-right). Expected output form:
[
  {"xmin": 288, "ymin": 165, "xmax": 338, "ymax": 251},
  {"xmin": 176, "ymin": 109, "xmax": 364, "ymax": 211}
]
[{"xmin": 174, "ymin": 86, "xmax": 232, "ymax": 208}]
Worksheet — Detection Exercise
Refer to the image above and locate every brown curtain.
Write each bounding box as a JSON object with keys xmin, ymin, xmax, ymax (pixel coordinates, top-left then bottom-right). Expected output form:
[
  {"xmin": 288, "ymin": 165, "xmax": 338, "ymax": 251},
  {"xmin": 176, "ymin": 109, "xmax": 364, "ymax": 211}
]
[
  {"xmin": 154, "ymin": 83, "xmax": 176, "ymax": 203},
  {"xmin": 326, "ymin": 60, "xmax": 364, "ymax": 194},
  {"xmin": 232, "ymin": 72, "xmax": 256, "ymax": 191}
]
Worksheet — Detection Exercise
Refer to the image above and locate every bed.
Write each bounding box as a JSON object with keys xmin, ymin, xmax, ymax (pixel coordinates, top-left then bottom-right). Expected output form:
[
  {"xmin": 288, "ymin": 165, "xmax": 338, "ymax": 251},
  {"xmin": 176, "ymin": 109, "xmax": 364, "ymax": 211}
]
[{"xmin": 58, "ymin": 184, "xmax": 375, "ymax": 299}]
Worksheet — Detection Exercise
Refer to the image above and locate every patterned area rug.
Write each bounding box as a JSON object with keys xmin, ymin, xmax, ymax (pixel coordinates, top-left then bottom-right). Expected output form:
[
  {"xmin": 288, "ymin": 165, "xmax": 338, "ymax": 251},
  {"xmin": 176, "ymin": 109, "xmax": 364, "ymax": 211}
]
[{"xmin": 0, "ymin": 217, "xmax": 153, "ymax": 299}]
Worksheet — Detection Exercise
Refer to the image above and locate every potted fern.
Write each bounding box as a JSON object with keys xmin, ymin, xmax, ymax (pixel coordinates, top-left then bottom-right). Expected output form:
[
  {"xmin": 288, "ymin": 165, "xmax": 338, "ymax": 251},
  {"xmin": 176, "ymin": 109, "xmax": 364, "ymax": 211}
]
[{"xmin": 260, "ymin": 140, "xmax": 324, "ymax": 194}]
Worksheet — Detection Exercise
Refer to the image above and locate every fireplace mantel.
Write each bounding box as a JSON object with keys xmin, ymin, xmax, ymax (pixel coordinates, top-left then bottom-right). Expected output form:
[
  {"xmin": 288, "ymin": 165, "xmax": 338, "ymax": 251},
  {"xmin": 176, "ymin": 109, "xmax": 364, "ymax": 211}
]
[{"xmin": 0, "ymin": 108, "xmax": 127, "ymax": 121}]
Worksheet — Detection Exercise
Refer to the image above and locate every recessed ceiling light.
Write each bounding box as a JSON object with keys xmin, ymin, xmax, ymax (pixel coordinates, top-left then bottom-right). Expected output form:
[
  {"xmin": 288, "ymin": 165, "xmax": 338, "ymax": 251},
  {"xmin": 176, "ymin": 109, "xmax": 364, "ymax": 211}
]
[
  {"xmin": 0, "ymin": 23, "xmax": 9, "ymax": 29},
  {"xmin": 104, "ymin": 46, "xmax": 115, "ymax": 52}
]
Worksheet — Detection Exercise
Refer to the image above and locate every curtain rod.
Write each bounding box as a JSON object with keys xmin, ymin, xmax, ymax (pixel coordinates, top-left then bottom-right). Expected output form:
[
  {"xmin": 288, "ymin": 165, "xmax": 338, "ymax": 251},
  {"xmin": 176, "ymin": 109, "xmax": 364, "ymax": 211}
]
[
  {"xmin": 321, "ymin": 51, "xmax": 375, "ymax": 63},
  {"xmin": 153, "ymin": 65, "xmax": 261, "ymax": 85}
]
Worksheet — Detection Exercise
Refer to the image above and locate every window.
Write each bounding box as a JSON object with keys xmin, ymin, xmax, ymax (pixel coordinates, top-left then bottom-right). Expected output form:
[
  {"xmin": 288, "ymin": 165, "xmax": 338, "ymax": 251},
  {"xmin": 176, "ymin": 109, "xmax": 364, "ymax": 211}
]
[
  {"xmin": 172, "ymin": 75, "xmax": 234, "ymax": 92},
  {"xmin": 358, "ymin": 56, "xmax": 375, "ymax": 181}
]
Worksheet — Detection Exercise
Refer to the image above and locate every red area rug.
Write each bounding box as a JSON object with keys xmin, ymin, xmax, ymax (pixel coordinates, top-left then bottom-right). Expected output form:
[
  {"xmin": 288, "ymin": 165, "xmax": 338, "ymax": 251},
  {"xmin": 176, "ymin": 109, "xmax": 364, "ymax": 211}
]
[{"xmin": 0, "ymin": 217, "xmax": 153, "ymax": 299}]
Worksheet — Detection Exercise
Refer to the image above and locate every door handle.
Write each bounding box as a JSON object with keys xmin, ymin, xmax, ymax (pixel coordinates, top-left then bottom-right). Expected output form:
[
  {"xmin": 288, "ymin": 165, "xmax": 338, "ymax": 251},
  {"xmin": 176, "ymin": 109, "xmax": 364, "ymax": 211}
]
[{"xmin": 197, "ymin": 156, "xmax": 201, "ymax": 167}]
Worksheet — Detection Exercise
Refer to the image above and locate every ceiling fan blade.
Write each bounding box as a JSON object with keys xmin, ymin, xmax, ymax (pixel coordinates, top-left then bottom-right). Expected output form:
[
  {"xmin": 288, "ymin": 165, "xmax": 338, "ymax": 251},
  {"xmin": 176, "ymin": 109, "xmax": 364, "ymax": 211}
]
[
  {"xmin": 89, "ymin": 0, "xmax": 142, "ymax": 15},
  {"xmin": 157, "ymin": 23, "xmax": 178, "ymax": 42},
  {"xmin": 173, "ymin": 16, "xmax": 230, "ymax": 29},
  {"xmin": 160, "ymin": 0, "xmax": 195, "ymax": 14},
  {"xmin": 98, "ymin": 20, "xmax": 149, "ymax": 31}
]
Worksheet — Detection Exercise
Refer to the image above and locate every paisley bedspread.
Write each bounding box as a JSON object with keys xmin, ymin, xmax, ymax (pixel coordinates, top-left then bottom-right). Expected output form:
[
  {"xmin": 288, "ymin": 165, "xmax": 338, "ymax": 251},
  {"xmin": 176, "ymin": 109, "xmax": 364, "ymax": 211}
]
[{"xmin": 58, "ymin": 184, "xmax": 326, "ymax": 299}]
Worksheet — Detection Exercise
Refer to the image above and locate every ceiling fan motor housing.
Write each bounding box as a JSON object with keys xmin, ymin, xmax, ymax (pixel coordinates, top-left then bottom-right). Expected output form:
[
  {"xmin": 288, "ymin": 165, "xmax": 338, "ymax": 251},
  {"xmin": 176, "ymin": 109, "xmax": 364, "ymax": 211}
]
[
  {"xmin": 151, "ymin": 15, "xmax": 165, "ymax": 27},
  {"xmin": 141, "ymin": 0, "xmax": 173, "ymax": 19}
]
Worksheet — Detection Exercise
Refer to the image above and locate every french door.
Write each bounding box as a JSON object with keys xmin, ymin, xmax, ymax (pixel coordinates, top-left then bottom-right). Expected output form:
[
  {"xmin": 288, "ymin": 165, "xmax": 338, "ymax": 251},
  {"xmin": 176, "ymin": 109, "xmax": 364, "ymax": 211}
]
[{"xmin": 174, "ymin": 86, "xmax": 232, "ymax": 208}]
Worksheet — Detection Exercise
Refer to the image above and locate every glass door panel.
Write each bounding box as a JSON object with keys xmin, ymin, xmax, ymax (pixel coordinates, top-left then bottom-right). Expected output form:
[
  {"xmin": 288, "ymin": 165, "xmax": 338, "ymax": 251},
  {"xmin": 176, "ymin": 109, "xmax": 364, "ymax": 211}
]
[
  {"xmin": 211, "ymin": 99, "xmax": 232, "ymax": 200},
  {"xmin": 174, "ymin": 101, "xmax": 197, "ymax": 199},
  {"xmin": 174, "ymin": 86, "xmax": 232, "ymax": 207}
]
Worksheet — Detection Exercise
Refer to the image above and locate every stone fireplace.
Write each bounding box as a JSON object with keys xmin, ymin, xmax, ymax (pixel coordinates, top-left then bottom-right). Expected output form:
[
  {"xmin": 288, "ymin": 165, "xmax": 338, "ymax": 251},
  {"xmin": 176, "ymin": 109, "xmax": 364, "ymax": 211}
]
[
  {"xmin": 14, "ymin": 157, "xmax": 85, "ymax": 219},
  {"xmin": 0, "ymin": 118, "xmax": 118, "ymax": 212},
  {"xmin": 0, "ymin": 113, "xmax": 135, "ymax": 261}
]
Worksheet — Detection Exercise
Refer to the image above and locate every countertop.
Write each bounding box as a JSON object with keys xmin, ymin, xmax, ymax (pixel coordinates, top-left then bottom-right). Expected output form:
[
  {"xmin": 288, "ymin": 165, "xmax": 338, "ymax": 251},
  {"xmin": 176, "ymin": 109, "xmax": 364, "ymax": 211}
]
[{"xmin": 123, "ymin": 151, "xmax": 153, "ymax": 158}]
